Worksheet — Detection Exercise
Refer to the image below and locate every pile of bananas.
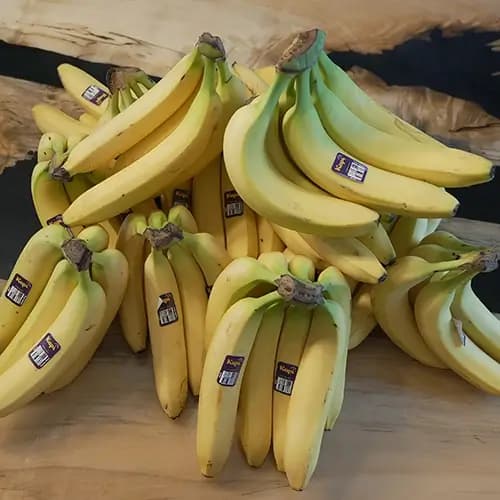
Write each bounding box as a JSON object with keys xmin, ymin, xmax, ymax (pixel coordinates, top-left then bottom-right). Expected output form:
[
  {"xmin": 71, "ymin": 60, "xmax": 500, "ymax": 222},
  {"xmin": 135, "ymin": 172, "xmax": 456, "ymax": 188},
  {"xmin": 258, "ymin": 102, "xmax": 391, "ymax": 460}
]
[{"xmin": 0, "ymin": 27, "xmax": 498, "ymax": 491}]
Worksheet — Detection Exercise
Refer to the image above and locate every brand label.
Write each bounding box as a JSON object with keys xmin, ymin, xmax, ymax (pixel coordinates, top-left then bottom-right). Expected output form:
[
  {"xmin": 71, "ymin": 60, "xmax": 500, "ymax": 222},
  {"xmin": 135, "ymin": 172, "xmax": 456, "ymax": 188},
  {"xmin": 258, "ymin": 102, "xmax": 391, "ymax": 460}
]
[
  {"xmin": 274, "ymin": 361, "xmax": 298, "ymax": 395},
  {"xmin": 172, "ymin": 189, "xmax": 191, "ymax": 210},
  {"xmin": 217, "ymin": 355, "xmax": 245, "ymax": 387},
  {"xmin": 81, "ymin": 85, "xmax": 109, "ymax": 105},
  {"xmin": 29, "ymin": 333, "xmax": 61, "ymax": 369},
  {"xmin": 331, "ymin": 153, "xmax": 368, "ymax": 183},
  {"xmin": 157, "ymin": 292, "xmax": 179, "ymax": 326},
  {"xmin": 224, "ymin": 190, "xmax": 244, "ymax": 218},
  {"xmin": 5, "ymin": 273, "xmax": 32, "ymax": 306}
]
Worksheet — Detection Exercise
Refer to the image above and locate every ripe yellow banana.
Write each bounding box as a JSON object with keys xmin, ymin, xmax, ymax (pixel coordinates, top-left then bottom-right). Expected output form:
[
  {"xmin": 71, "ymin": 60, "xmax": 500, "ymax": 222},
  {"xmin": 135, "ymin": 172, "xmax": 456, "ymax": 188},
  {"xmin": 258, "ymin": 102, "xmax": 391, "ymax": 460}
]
[
  {"xmin": 144, "ymin": 247, "xmax": 188, "ymax": 418},
  {"xmin": 62, "ymin": 55, "xmax": 220, "ymax": 225},
  {"xmin": 0, "ymin": 224, "xmax": 68, "ymax": 352},
  {"xmin": 231, "ymin": 62, "xmax": 268, "ymax": 96},
  {"xmin": 349, "ymin": 283, "xmax": 376, "ymax": 350},
  {"xmin": 257, "ymin": 216, "xmax": 285, "ymax": 253},
  {"xmin": 257, "ymin": 251, "xmax": 289, "ymax": 275},
  {"xmin": 288, "ymin": 255, "xmax": 315, "ymax": 281},
  {"xmin": 47, "ymin": 248, "xmax": 129, "ymax": 392},
  {"xmin": 116, "ymin": 213, "xmax": 148, "ymax": 353},
  {"xmin": 357, "ymin": 223, "xmax": 396, "ymax": 265},
  {"xmin": 197, "ymin": 290, "xmax": 282, "ymax": 477},
  {"xmin": 79, "ymin": 112, "xmax": 99, "ymax": 127},
  {"xmin": 32, "ymin": 103, "xmax": 92, "ymax": 136},
  {"xmin": 167, "ymin": 243, "xmax": 207, "ymax": 396},
  {"xmin": 0, "ymin": 269, "xmax": 106, "ymax": 417},
  {"xmin": 282, "ymin": 70, "xmax": 459, "ymax": 217},
  {"xmin": 284, "ymin": 300, "xmax": 349, "ymax": 490},
  {"xmin": 192, "ymin": 156, "xmax": 225, "ymax": 248},
  {"xmin": 420, "ymin": 230, "xmax": 481, "ymax": 253},
  {"xmin": 271, "ymin": 225, "xmax": 321, "ymax": 264},
  {"xmin": 204, "ymin": 257, "xmax": 279, "ymax": 351},
  {"xmin": 390, "ymin": 216, "xmax": 430, "ymax": 257},
  {"xmin": 415, "ymin": 263, "xmax": 500, "ymax": 393},
  {"xmin": 167, "ymin": 205, "xmax": 198, "ymax": 234},
  {"xmin": 239, "ymin": 301, "xmax": 286, "ymax": 466},
  {"xmin": 223, "ymin": 66, "xmax": 380, "ymax": 237},
  {"xmin": 58, "ymin": 49, "xmax": 203, "ymax": 175},
  {"xmin": 410, "ymin": 243, "xmax": 460, "ymax": 263},
  {"xmin": 57, "ymin": 63, "xmax": 110, "ymax": 116},
  {"xmin": 311, "ymin": 64, "xmax": 493, "ymax": 187},
  {"xmin": 78, "ymin": 224, "xmax": 110, "ymax": 252},
  {"xmin": 221, "ymin": 158, "xmax": 259, "ymax": 258},
  {"xmin": 255, "ymin": 65, "xmax": 276, "ymax": 85},
  {"xmin": 371, "ymin": 254, "xmax": 479, "ymax": 367}
]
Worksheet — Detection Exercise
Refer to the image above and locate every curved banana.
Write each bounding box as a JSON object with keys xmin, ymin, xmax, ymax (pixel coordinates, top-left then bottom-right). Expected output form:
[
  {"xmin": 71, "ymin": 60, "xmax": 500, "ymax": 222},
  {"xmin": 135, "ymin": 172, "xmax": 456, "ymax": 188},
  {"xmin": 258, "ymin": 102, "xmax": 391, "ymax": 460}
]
[
  {"xmin": 32, "ymin": 104, "xmax": 92, "ymax": 136},
  {"xmin": 288, "ymin": 255, "xmax": 315, "ymax": 281},
  {"xmin": 410, "ymin": 243, "xmax": 460, "ymax": 263},
  {"xmin": 239, "ymin": 301, "xmax": 286, "ymax": 466},
  {"xmin": 0, "ymin": 269, "xmax": 106, "ymax": 417},
  {"xmin": 116, "ymin": 213, "xmax": 148, "ymax": 353},
  {"xmin": 349, "ymin": 283, "xmax": 377, "ymax": 350},
  {"xmin": 357, "ymin": 223, "xmax": 396, "ymax": 265},
  {"xmin": 221, "ymin": 158, "xmax": 258, "ymax": 258},
  {"xmin": 167, "ymin": 205, "xmax": 198, "ymax": 234},
  {"xmin": 223, "ymin": 67, "xmax": 380, "ymax": 238},
  {"xmin": 311, "ymin": 64, "xmax": 492, "ymax": 187},
  {"xmin": 47, "ymin": 248, "xmax": 129, "ymax": 392},
  {"xmin": 420, "ymin": 230, "xmax": 482, "ymax": 253},
  {"xmin": 415, "ymin": 266, "xmax": 500, "ymax": 393},
  {"xmin": 390, "ymin": 216, "xmax": 429, "ymax": 258},
  {"xmin": 282, "ymin": 70, "xmax": 459, "ymax": 217},
  {"xmin": 167, "ymin": 243, "xmax": 207, "ymax": 396},
  {"xmin": 57, "ymin": 63, "xmax": 110, "ymax": 116},
  {"xmin": 371, "ymin": 255, "xmax": 478, "ymax": 367},
  {"xmin": 284, "ymin": 300, "xmax": 349, "ymax": 491},
  {"xmin": 257, "ymin": 251, "xmax": 289, "ymax": 275},
  {"xmin": 257, "ymin": 216, "xmax": 285, "ymax": 253},
  {"xmin": 204, "ymin": 257, "xmax": 279, "ymax": 350},
  {"xmin": 62, "ymin": 56, "xmax": 220, "ymax": 225},
  {"xmin": 78, "ymin": 224, "xmax": 110, "ymax": 252},
  {"xmin": 37, "ymin": 132, "xmax": 67, "ymax": 163},
  {"xmin": 0, "ymin": 224, "xmax": 68, "ymax": 352},
  {"xmin": 192, "ymin": 156, "xmax": 225, "ymax": 247},
  {"xmin": 231, "ymin": 62, "xmax": 268, "ymax": 96},
  {"xmin": 58, "ymin": 49, "xmax": 203, "ymax": 175},
  {"xmin": 271, "ymin": 225, "xmax": 321, "ymax": 264},
  {"xmin": 79, "ymin": 112, "xmax": 99, "ymax": 127},
  {"xmin": 197, "ymin": 290, "xmax": 281, "ymax": 477}
]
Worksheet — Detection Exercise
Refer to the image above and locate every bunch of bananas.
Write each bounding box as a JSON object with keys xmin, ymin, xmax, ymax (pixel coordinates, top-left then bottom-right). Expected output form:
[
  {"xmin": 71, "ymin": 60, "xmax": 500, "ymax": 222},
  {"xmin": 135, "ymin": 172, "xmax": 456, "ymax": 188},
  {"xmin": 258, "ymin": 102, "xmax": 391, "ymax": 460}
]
[
  {"xmin": 0, "ymin": 224, "xmax": 127, "ymax": 416},
  {"xmin": 0, "ymin": 25, "xmax": 496, "ymax": 492}
]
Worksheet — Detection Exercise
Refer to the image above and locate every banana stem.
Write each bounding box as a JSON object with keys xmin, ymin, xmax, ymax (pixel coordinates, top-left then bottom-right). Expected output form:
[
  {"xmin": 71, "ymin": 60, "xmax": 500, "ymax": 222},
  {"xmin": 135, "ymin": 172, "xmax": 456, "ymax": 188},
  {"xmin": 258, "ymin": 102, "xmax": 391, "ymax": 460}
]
[
  {"xmin": 143, "ymin": 223, "xmax": 184, "ymax": 250},
  {"xmin": 61, "ymin": 238, "xmax": 93, "ymax": 271},
  {"xmin": 275, "ymin": 274, "xmax": 324, "ymax": 305}
]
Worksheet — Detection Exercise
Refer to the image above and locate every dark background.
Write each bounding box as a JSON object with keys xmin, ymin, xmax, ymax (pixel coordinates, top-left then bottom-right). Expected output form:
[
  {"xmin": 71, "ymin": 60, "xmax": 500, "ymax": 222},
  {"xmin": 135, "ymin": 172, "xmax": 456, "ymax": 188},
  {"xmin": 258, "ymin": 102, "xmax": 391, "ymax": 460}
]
[{"xmin": 0, "ymin": 30, "xmax": 498, "ymax": 306}]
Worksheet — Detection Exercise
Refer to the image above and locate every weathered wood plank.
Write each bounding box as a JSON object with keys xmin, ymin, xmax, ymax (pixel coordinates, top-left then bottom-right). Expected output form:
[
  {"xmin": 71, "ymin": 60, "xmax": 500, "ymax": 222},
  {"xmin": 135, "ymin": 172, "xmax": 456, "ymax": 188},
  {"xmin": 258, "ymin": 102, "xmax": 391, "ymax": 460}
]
[
  {"xmin": 1, "ymin": 0, "xmax": 499, "ymax": 74},
  {"xmin": 0, "ymin": 75, "xmax": 81, "ymax": 173}
]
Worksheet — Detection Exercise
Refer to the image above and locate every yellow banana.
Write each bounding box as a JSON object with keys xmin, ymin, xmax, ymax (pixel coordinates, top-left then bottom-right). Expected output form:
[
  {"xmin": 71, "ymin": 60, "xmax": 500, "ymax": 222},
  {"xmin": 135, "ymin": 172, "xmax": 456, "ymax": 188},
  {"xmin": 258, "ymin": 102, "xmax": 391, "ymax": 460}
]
[
  {"xmin": 167, "ymin": 205, "xmax": 198, "ymax": 234},
  {"xmin": 257, "ymin": 216, "xmax": 285, "ymax": 253},
  {"xmin": 257, "ymin": 251, "xmax": 289, "ymax": 275},
  {"xmin": 390, "ymin": 216, "xmax": 430, "ymax": 257},
  {"xmin": 357, "ymin": 223, "xmax": 396, "ymax": 265},
  {"xmin": 349, "ymin": 283, "xmax": 376, "ymax": 350},
  {"xmin": 32, "ymin": 103, "xmax": 92, "ymax": 136}
]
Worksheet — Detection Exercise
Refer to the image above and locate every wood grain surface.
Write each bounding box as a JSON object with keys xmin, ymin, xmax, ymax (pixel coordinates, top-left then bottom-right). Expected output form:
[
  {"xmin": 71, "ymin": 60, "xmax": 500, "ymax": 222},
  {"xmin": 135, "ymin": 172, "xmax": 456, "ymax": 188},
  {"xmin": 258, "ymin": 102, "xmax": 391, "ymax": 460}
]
[{"xmin": 1, "ymin": 0, "xmax": 499, "ymax": 74}]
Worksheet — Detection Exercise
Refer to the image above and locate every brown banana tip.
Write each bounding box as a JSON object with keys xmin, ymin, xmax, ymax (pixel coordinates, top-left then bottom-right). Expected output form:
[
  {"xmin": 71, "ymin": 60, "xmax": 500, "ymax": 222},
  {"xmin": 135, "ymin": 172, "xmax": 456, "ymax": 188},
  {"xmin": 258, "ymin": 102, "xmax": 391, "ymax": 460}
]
[
  {"xmin": 490, "ymin": 165, "xmax": 496, "ymax": 180},
  {"xmin": 49, "ymin": 165, "xmax": 72, "ymax": 183},
  {"xmin": 452, "ymin": 202, "xmax": 460, "ymax": 216}
]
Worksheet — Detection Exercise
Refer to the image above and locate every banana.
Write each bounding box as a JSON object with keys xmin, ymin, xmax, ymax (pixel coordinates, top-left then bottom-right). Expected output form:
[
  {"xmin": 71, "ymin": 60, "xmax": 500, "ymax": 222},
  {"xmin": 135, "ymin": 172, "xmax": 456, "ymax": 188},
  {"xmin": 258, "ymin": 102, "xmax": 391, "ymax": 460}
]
[
  {"xmin": 311, "ymin": 64, "xmax": 493, "ymax": 187},
  {"xmin": 115, "ymin": 213, "xmax": 148, "ymax": 353},
  {"xmin": 284, "ymin": 300, "xmax": 349, "ymax": 490},
  {"xmin": 0, "ymin": 224, "xmax": 69, "ymax": 352},
  {"xmin": 349, "ymin": 283, "xmax": 377, "ymax": 350},
  {"xmin": 283, "ymin": 248, "xmax": 296, "ymax": 263},
  {"xmin": 167, "ymin": 243, "xmax": 207, "ymax": 396},
  {"xmin": 282, "ymin": 69, "xmax": 459, "ymax": 217},
  {"xmin": 32, "ymin": 104, "xmax": 93, "ymax": 136},
  {"xmin": 223, "ymin": 65, "xmax": 380, "ymax": 237},
  {"xmin": 271, "ymin": 225, "xmax": 321, "ymax": 264},
  {"xmin": 288, "ymin": 255, "xmax": 315, "ymax": 281},
  {"xmin": 61, "ymin": 55, "xmax": 220, "ymax": 225},
  {"xmin": 181, "ymin": 232, "xmax": 231, "ymax": 291},
  {"xmin": 273, "ymin": 302, "xmax": 313, "ymax": 472},
  {"xmin": 255, "ymin": 65, "xmax": 276, "ymax": 85},
  {"xmin": 451, "ymin": 271, "xmax": 500, "ymax": 363},
  {"xmin": 78, "ymin": 224, "xmax": 110, "ymax": 252},
  {"xmin": 0, "ymin": 259, "xmax": 79, "ymax": 376},
  {"xmin": 420, "ymin": 231, "xmax": 482, "ymax": 253},
  {"xmin": 239, "ymin": 302, "xmax": 286, "ymax": 466},
  {"xmin": 37, "ymin": 132, "xmax": 67, "ymax": 163},
  {"xmin": 231, "ymin": 62, "xmax": 269, "ymax": 95},
  {"xmin": 317, "ymin": 52, "xmax": 441, "ymax": 146},
  {"xmin": 415, "ymin": 263, "xmax": 500, "ymax": 393},
  {"xmin": 0, "ymin": 269, "xmax": 106, "ymax": 417},
  {"xmin": 144, "ymin": 247, "xmax": 188, "ymax": 417},
  {"xmin": 390, "ymin": 217, "xmax": 429, "ymax": 257},
  {"xmin": 161, "ymin": 178, "xmax": 193, "ymax": 212},
  {"xmin": 192, "ymin": 156, "xmax": 225, "ymax": 247},
  {"xmin": 380, "ymin": 213, "xmax": 399, "ymax": 234},
  {"xmin": 57, "ymin": 63, "xmax": 110, "ymax": 116},
  {"xmin": 79, "ymin": 112, "xmax": 99, "ymax": 127},
  {"xmin": 357, "ymin": 223, "xmax": 396, "ymax": 265},
  {"xmin": 31, "ymin": 161, "xmax": 72, "ymax": 228},
  {"xmin": 58, "ymin": 49, "xmax": 203, "ymax": 175},
  {"xmin": 47, "ymin": 248, "xmax": 129, "ymax": 392},
  {"xmin": 257, "ymin": 251, "xmax": 289, "ymax": 275},
  {"xmin": 410, "ymin": 243, "xmax": 460, "ymax": 263},
  {"xmin": 257, "ymin": 216, "xmax": 285, "ymax": 253},
  {"xmin": 167, "ymin": 205, "xmax": 198, "ymax": 234},
  {"xmin": 371, "ymin": 254, "xmax": 479, "ymax": 367},
  {"xmin": 221, "ymin": 158, "xmax": 259, "ymax": 258},
  {"xmin": 301, "ymin": 233, "xmax": 387, "ymax": 284},
  {"xmin": 204, "ymin": 257, "xmax": 278, "ymax": 350},
  {"xmin": 197, "ymin": 290, "xmax": 281, "ymax": 477}
]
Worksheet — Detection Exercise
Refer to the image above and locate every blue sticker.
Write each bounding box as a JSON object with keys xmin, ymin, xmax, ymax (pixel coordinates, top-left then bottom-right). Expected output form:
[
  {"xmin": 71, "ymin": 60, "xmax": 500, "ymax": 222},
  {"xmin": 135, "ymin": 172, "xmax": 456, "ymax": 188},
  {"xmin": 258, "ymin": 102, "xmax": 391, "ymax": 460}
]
[
  {"xmin": 217, "ymin": 355, "xmax": 245, "ymax": 387},
  {"xmin": 29, "ymin": 333, "xmax": 61, "ymax": 369},
  {"xmin": 81, "ymin": 85, "xmax": 108, "ymax": 105},
  {"xmin": 331, "ymin": 153, "xmax": 368, "ymax": 183}
]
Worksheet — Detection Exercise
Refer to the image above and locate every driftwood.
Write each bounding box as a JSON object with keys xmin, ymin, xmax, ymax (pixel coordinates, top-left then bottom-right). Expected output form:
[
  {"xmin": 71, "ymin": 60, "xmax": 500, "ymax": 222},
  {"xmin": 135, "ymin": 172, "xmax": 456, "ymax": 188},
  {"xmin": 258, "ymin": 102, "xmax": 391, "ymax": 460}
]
[{"xmin": 1, "ymin": 0, "xmax": 499, "ymax": 75}]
